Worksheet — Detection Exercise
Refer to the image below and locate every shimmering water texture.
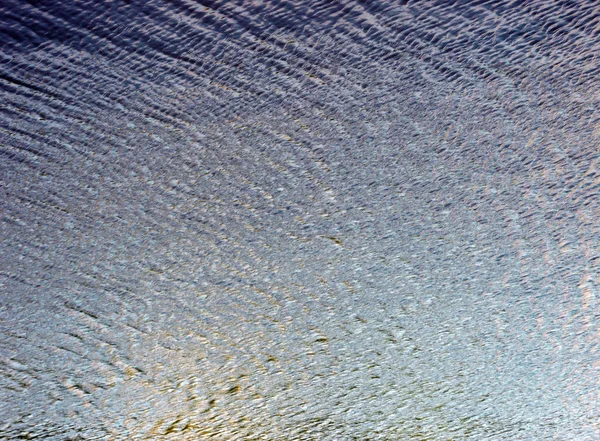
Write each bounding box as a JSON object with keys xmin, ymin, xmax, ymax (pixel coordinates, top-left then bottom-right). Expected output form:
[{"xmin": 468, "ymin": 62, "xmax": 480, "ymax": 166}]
[{"xmin": 2, "ymin": 0, "xmax": 600, "ymax": 439}]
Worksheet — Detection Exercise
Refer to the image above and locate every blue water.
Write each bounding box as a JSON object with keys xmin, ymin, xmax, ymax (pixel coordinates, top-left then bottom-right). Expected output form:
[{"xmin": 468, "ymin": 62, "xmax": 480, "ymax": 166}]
[{"xmin": 2, "ymin": 1, "xmax": 600, "ymax": 439}]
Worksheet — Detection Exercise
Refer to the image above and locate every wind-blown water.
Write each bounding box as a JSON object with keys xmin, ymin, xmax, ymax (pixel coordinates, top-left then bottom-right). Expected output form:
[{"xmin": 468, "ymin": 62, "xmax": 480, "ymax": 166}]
[{"xmin": 2, "ymin": 1, "xmax": 600, "ymax": 439}]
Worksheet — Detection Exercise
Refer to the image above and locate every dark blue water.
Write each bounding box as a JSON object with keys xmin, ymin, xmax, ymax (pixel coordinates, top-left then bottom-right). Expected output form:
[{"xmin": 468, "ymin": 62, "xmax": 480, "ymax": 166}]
[{"xmin": 2, "ymin": 1, "xmax": 600, "ymax": 439}]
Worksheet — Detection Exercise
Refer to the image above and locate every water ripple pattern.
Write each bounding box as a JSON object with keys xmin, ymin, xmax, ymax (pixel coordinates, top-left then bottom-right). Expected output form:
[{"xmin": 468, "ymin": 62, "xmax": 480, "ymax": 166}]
[{"xmin": 2, "ymin": 0, "xmax": 600, "ymax": 439}]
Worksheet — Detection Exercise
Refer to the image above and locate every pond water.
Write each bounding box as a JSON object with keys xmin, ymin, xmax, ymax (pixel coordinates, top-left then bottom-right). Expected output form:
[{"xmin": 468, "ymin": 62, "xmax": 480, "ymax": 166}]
[{"xmin": 2, "ymin": 0, "xmax": 600, "ymax": 439}]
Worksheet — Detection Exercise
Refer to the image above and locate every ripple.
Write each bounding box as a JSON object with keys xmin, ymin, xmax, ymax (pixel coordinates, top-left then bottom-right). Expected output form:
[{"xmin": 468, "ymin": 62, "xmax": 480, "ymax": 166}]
[{"xmin": 2, "ymin": 0, "xmax": 600, "ymax": 439}]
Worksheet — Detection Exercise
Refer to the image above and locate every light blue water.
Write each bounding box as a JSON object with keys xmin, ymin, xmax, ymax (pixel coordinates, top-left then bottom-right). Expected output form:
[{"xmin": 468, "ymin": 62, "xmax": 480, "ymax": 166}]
[{"xmin": 1, "ymin": 1, "xmax": 600, "ymax": 439}]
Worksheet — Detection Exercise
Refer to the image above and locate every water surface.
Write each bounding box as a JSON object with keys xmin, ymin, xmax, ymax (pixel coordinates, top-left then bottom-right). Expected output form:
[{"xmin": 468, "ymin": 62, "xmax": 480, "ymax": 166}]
[{"xmin": 2, "ymin": 1, "xmax": 600, "ymax": 439}]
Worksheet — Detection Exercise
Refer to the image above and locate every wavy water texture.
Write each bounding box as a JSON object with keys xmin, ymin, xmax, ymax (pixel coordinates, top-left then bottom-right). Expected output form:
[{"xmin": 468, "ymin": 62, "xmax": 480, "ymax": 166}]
[{"xmin": 2, "ymin": 0, "xmax": 600, "ymax": 439}]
